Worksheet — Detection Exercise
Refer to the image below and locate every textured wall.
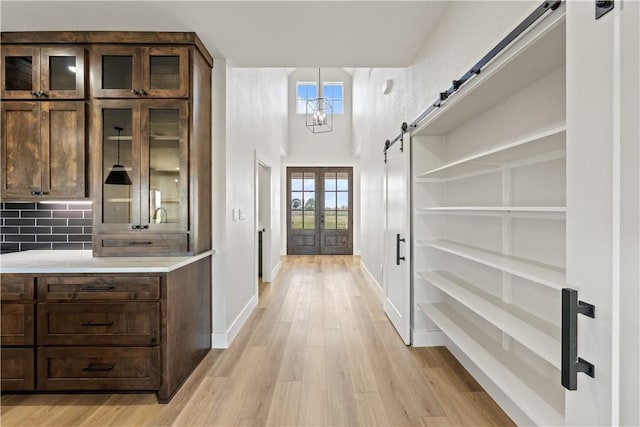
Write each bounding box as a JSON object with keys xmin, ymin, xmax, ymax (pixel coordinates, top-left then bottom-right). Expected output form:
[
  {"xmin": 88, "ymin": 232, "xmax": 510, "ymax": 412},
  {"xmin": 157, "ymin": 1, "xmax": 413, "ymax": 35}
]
[{"xmin": 0, "ymin": 202, "xmax": 92, "ymax": 253}]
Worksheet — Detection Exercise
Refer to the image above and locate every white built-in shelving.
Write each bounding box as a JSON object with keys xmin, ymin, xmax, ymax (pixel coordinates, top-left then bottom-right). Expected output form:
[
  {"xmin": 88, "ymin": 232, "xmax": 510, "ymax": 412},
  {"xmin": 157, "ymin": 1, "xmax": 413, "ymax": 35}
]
[
  {"xmin": 409, "ymin": 5, "xmax": 567, "ymax": 425},
  {"xmin": 417, "ymin": 302, "xmax": 564, "ymax": 427}
]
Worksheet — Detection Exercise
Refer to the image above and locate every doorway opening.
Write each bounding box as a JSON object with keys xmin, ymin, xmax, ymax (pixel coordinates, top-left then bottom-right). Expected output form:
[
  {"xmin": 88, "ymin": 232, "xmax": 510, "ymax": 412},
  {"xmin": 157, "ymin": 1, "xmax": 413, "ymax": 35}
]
[
  {"xmin": 286, "ymin": 167, "xmax": 353, "ymax": 255},
  {"xmin": 256, "ymin": 158, "xmax": 272, "ymax": 300}
]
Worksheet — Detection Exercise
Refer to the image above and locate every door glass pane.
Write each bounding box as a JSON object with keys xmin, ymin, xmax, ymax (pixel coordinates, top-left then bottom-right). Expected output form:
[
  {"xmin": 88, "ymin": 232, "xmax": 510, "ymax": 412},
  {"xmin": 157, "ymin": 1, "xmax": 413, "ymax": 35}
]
[
  {"xmin": 291, "ymin": 192, "xmax": 302, "ymax": 209},
  {"xmin": 303, "ymin": 211, "xmax": 315, "ymax": 229},
  {"xmin": 337, "ymin": 211, "xmax": 349, "ymax": 229},
  {"xmin": 303, "ymin": 172, "xmax": 315, "ymax": 191},
  {"xmin": 49, "ymin": 56, "xmax": 76, "ymax": 90},
  {"xmin": 150, "ymin": 56, "xmax": 180, "ymax": 89},
  {"xmin": 148, "ymin": 109, "xmax": 182, "ymax": 224},
  {"xmin": 103, "ymin": 109, "xmax": 134, "ymax": 224},
  {"xmin": 324, "ymin": 172, "xmax": 336, "ymax": 191},
  {"xmin": 291, "ymin": 211, "xmax": 302, "ymax": 229},
  {"xmin": 337, "ymin": 192, "xmax": 348, "ymax": 210},
  {"xmin": 304, "ymin": 192, "xmax": 315, "ymax": 211},
  {"xmin": 337, "ymin": 172, "xmax": 349, "ymax": 191},
  {"xmin": 102, "ymin": 56, "xmax": 132, "ymax": 89},
  {"xmin": 324, "ymin": 210, "xmax": 337, "ymax": 229},
  {"xmin": 5, "ymin": 56, "xmax": 32, "ymax": 90},
  {"xmin": 291, "ymin": 173, "xmax": 303, "ymax": 191},
  {"xmin": 324, "ymin": 192, "xmax": 336, "ymax": 209}
]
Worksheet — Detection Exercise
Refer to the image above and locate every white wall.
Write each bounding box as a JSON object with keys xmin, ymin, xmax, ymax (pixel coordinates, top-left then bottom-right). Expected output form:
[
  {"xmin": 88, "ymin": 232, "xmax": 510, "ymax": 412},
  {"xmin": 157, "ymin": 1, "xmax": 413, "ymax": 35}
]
[
  {"xmin": 212, "ymin": 64, "xmax": 288, "ymax": 347},
  {"xmin": 353, "ymin": 1, "xmax": 537, "ymax": 289},
  {"xmin": 282, "ymin": 68, "xmax": 360, "ymax": 255}
]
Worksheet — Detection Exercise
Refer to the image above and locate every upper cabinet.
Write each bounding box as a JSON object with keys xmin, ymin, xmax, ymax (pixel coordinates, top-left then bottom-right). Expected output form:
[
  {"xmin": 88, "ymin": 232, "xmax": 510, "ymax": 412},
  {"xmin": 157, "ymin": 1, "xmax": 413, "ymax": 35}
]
[
  {"xmin": 1, "ymin": 46, "xmax": 86, "ymax": 99},
  {"xmin": 91, "ymin": 46, "xmax": 189, "ymax": 98}
]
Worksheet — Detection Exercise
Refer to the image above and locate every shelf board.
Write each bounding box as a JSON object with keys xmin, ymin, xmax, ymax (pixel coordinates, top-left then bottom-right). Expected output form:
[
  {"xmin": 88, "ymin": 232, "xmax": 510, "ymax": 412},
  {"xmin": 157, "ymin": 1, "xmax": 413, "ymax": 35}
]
[
  {"xmin": 417, "ymin": 126, "xmax": 566, "ymax": 179},
  {"xmin": 417, "ymin": 302, "xmax": 564, "ymax": 426},
  {"xmin": 424, "ymin": 240, "xmax": 565, "ymax": 290},
  {"xmin": 107, "ymin": 135, "xmax": 132, "ymax": 141},
  {"xmin": 413, "ymin": 17, "xmax": 565, "ymax": 136},
  {"xmin": 418, "ymin": 206, "xmax": 566, "ymax": 212},
  {"xmin": 416, "ymin": 270, "xmax": 560, "ymax": 368}
]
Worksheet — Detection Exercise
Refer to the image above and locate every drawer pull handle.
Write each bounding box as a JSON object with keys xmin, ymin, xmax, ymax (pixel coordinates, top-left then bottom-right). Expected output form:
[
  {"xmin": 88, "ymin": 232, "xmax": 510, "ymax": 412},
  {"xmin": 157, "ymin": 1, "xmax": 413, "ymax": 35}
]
[
  {"xmin": 129, "ymin": 241, "xmax": 153, "ymax": 245},
  {"xmin": 80, "ymin": 285, "xmax": 115, "ymax": 291},
  {"xmin": 82, "ymin": 364, "xmax": 114, "ymax": 372},
  {"xmin": 81, "ymin": 321, "xmax": 114, "ymax": 327}
]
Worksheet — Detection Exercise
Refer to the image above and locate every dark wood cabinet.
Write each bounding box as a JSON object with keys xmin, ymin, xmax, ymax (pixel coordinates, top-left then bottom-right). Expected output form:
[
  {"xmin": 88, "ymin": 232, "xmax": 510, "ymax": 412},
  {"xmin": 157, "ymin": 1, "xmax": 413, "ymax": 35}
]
[
  {"xmin": 91, "ymin": 45, "xmax": 189, "ymax": 99},
  {"xmin": 1, "ymin": 100, "xmax": 86, "ymax": 200},
  {"xmin": 1, "ymin": 45, "xmax": 85, "ymax": 100}
]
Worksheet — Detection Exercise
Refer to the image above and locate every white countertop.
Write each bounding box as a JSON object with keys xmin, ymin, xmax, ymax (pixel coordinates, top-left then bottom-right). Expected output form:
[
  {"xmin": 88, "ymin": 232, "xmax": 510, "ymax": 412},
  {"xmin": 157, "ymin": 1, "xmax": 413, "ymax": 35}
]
[{"xmin": 0, "ymin": 250, "xmax": 214, "ymax": 274}]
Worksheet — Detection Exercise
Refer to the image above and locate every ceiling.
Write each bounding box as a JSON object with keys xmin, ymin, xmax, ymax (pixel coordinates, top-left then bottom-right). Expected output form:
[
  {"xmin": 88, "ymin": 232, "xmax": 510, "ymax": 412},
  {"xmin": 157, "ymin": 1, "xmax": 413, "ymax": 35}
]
[{"xmin": 0, "ymin": 1, "xmax": 447, "ymax": 67}]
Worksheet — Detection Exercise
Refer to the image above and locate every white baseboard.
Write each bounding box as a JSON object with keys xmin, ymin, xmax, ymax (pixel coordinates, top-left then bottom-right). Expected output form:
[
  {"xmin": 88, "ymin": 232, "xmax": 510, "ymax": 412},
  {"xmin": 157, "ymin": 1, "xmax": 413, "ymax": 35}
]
[
  {"xmin": 360, "ymin": 260, "xmax": 383, "ymax": 301},
  {"xmin": 211, "ymin": 294, "xmax": 258, "ymax": 349},
  {"xmin": 445, "ymin": 338, "xmax": 533, "ymax": 426},
  {"xmin": 271, "ymin": 260, "xmax": 282, "ymax": 281},
  {"xmin": 411, "ymin": 329, "xmax": 447, "ymax": 347}
]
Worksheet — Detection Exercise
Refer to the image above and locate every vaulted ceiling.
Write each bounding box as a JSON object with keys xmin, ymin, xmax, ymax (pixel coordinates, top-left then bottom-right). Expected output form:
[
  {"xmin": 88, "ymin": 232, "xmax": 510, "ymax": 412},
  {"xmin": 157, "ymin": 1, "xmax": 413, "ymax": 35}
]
[{"xmin": 1, "ymin": 1, "xmax": 447, "ymax": 67}]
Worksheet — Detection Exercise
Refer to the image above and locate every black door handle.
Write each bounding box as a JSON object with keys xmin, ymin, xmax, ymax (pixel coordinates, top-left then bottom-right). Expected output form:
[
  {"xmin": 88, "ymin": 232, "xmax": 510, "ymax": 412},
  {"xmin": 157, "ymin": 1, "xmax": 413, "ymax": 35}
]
[
  {"xmin": 81, "ymin": 321, "xmax": 114, "ymax": 327},
  {"xmin": 82, "ymin": 364, "xmax": 114, "ymax": 372},
  {"xmin": 396, "ymin": 234, "xmax": 406, "ymax": 265},
  {"xmin": 561, "ymin": 288, "xmax": 595, "ymax": 390}
]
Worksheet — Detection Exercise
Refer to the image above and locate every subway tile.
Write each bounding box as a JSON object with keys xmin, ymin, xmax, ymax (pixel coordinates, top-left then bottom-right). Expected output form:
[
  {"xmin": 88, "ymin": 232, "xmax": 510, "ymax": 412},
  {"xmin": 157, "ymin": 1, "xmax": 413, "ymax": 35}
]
[
  {"xmin": 52, "ymin": 226, "xmax": 83, "ymax": 234},
  {"xmin": 1, "ymin": 226, "xmax": 20, "ymax": 234},
  {"xmin": 20, "ymin": 226, "xmax": 51, "ymax": 234},
  {"xmin": 69, "ymin": 234, "xmax": 92, "ymax": 242},
  {"xmin": 37, "ymin": 235, "xmax": 68, "ymax": 242},
  {"xmin": 21, "ymin": 210, "xmax": 52, "ymax": 218},
  {"xmin": 68, "ymin": 218, "xmax": 91, "ymax": 226},
  {"xmin": 83, "ymin": 242, "xmax": 93, "ymax": 250},
  {"xmin": 22, "ymin": 243, "xmax": 52, "ymax": 250},
  {"xmin": 37, "ymin": 218, "xmax": 68, "ymax": 226},
  {"xmin": 0, "ymin": 243, "xmax": 19, "ymax": 253},
  {"xmin": 83, "ymin": 210, "xmax": 93, "ymax": 218},
  {"xmin": 6, "ymin": 235, "xmax": 36, "ymax": 242},
  {"xmin": 54, "ymin": 210, "xmax": 82, "ymax": 218},
  {"xmin": 37, "ymin": 202, "xmax": 68, "ymax": 210},
  {"xmin": 4, "ymin": 218, "xmax": 36, "ymax": 226},
  {"xmin": 1, "ymin": 210, "xmax": 19, "ymax": 218},
  {"xmin": 4, "ymin": 202, "xmax": 35, "ymax": 210},
  {"xmin": 52, "ymin": 242, "xmax": 83, "ymax": 250},
  {"xmin": 83, "ymin": 226, "xmax": 93, "ymax": 234}
]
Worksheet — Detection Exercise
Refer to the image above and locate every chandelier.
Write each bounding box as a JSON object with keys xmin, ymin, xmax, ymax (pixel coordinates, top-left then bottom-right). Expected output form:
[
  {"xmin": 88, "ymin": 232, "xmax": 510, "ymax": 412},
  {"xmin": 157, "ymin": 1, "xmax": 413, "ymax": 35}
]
[{"xmin": 305, "ymin": 68, "xmax": 333, "ymax": 134}]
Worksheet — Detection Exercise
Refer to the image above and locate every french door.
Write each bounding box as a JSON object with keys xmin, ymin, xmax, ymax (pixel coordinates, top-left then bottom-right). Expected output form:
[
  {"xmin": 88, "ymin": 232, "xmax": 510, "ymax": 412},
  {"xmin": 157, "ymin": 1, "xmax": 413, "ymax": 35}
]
[{"xmin": 287, "ymin": 167, "xmax": 353, "ymax": 255}]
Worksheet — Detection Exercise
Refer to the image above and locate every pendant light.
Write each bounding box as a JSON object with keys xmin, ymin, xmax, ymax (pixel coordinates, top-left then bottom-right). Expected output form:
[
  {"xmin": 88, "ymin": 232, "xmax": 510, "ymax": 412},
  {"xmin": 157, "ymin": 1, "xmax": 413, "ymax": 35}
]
[
  {"xmin": 305, "ymin": 68, "xmax": 333, "ymax": 134},
  {"xmin": 105, "ymin": 126, "xmax": 132, "ymax": 185}
]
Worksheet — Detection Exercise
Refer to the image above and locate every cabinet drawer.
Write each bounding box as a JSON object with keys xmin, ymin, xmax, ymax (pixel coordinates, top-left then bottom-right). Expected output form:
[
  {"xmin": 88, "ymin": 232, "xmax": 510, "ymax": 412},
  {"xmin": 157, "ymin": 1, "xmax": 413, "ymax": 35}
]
[
  {"xmin": 1, "ymin": 302, "xmax": 34, "ymax": 346},
  {"xmin": 37, "ymin": 302, "xmax": 160, "ymax": 346},
  {"xmin": 1, "ymin": 275, "xmax": 35, "ymax": 301},
  {"xmin": 96, "ymin": 234, "xmax": 188, "ymax": 256},
  {"xmin": 1, "ymin": 348, "xmax": 35, "ymax": 391},
  {"xmin": 37, "ymin": 276, "xmax": 160, "ymax": 301},
  {"xmin": 37, "ymin": 346, "xmax": 159, "ymax": 391}
]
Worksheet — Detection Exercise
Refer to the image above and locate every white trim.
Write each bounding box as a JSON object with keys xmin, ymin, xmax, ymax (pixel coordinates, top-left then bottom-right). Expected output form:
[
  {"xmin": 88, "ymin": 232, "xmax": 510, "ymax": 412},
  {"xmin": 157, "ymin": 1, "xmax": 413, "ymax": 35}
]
[
  {"xmin": 446, "ymin": 339, "xmax": 533, "ymax": 427},
  {"xmin": 270, "ymin": 260, "xmax": 282, "ymax": 282},
  {"xmin": 411, "ymin": 329, "xmax": 447, "ymax": 347},
  {"xmin": 211, "ymin": 294, "xmax": 258, "ymax": 349},
  {"xmin": 360, "ymin": 259, "xmax": 383, "ymax": 301}
]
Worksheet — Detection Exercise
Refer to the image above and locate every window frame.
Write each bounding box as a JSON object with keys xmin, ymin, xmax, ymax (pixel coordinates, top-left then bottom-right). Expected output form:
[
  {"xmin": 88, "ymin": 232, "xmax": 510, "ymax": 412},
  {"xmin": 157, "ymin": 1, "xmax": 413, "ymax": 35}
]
[
  {"xmin": 296, "ymin": 81, "xmax": 318, "ymax": 114},
  {"xmin": 322, "ymin": 81, "xmax": 344, "ymax": 115}
]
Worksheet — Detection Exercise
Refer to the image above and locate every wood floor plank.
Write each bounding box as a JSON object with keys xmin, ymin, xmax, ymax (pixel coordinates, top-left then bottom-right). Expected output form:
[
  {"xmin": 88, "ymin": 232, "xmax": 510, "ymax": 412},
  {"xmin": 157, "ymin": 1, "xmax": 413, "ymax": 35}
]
[{"xmin": 0, "ymin": 255, "xmax": 514, "ymax": 427}]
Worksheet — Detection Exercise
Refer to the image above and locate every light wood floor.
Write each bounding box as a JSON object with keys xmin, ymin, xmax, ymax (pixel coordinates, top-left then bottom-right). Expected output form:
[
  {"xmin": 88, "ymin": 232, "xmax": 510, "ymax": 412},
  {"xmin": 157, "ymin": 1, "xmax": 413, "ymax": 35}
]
[{"xmin": 1, "ymin": 255, "xmax": 515, "ymax": 426}]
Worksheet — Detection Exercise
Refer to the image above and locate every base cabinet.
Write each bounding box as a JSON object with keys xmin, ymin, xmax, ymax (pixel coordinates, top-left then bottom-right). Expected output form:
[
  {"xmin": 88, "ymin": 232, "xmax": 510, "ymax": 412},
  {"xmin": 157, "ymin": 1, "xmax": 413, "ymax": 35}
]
[{"xmin": 0, "ymin": 255, "xmax": 211, "ymax": 401}]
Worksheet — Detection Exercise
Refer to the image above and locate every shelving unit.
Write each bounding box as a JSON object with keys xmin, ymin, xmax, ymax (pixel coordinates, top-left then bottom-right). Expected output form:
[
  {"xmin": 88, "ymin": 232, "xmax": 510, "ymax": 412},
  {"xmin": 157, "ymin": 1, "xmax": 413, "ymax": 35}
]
[
  {"xmin": 409, "ymin": 5, "xmax": 567, "ymax": 425},
  {"xmin": 417, "ymin": 302, "xmax": 564, "ymax": 427}
]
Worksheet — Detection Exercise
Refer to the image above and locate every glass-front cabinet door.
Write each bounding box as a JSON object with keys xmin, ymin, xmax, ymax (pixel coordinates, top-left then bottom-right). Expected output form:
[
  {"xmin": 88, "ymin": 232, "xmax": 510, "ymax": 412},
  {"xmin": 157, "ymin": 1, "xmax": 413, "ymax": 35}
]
[
  {"xmin": 95, "ymin": 102, "xmax": 140, "ymax": 231},
  {"xmin": 91, "ymin": 46, "xmax": 141, "ymax": 98},
  {"xmin": 141, "ymin": 100, "xmax": 188, "ymax": 232},
  {"xmin": 141, "ymin": 47, "xmax": 189, "ymax": 98},
  {"xmin": 1, "ymin": 46, "xmax": 85, "ymax": 99}
]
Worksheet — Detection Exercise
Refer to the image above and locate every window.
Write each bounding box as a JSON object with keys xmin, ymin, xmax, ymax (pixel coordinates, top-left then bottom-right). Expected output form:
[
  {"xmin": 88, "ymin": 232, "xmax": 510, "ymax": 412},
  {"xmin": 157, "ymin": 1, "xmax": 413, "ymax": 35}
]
[
  {"xmin": 323, "ymin": 82, "xmax": 343, "ymax": 114},
  {"xmin": 296, "ymin": 82, "xmax": 317, "ymax": 114}
]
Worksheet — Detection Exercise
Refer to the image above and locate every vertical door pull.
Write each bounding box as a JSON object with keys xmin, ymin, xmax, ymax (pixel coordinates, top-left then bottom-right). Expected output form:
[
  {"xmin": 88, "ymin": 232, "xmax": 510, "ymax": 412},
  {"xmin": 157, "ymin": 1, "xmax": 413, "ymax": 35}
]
[
  {"xmin": 561, "ymin": 288, "xmax": 596, "ymax": 390},
  {"xmin": 396, "ymin": 234, "xmax": 406, "ymax": 265}
]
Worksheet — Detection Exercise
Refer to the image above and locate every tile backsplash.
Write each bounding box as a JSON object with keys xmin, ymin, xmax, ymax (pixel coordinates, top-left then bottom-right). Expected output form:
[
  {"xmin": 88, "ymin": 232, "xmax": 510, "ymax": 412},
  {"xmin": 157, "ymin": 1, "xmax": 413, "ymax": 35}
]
[{"xmin": 0, "ymin": 202, "xmax": 93, "ymax": 254}]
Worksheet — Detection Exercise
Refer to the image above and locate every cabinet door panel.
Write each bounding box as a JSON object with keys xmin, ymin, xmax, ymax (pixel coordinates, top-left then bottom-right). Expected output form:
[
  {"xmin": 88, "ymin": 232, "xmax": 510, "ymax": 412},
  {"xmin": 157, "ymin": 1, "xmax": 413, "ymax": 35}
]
[
  {"xmin": 41, "ymin": 101, "xmax": 86, "ymax": 198},
  {"xmin": 1, "ymin": 46, "xmax": 40, "ymax": 99},
  {"xmin": 1, "ymin": 348, "xmax": 35, "ymax": 391},
  {"xmin": 41, "ymin": 46, "xmax": 86, "ymax": 99},
  {"xmin": 37, "ymin": 276, "xmax": 160, "ymax": 301},
  {"xmin": 1, "ymin": 102, "xmax": 41, "ymax": 199},
  {"xmin": 0, "ymin": 275, "xmax": 35, "ymax": 300},
  {"xmin": 141, "ymin": 47, "xmax": 189, "ymax": 98},
  {"xmin": 91, "ymin": 46, "xmax": 141, "ymax": 98},
  {"xmin": 1, "ymin": 302, "xmax": 35, "ymax": 346}
]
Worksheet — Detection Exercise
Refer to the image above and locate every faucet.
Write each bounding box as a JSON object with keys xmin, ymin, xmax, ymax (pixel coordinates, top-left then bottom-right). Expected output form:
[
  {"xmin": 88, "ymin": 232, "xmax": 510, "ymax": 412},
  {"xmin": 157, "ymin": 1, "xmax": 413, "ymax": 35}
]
[{"xmin": 152, "ymin": 207, "xmax": 168, "ymax": 223}]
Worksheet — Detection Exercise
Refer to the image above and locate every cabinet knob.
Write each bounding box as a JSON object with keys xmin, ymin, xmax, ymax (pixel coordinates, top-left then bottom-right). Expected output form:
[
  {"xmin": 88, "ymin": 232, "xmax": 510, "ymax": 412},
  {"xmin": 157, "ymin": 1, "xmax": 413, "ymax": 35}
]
[
  {"xmin": 30, "ymin": 90, "xmax": 39, "ymax": 98},
  {"xmin": 38, "ymin": 90, "xmax": 48, "ymax": 98},
  {"xmin": 139, "ymin": 89, "xmax": 146, "ymax": 96},
  {"xmin": 132, "ymin": 89, "xmax": 140, "ymax": 95}
]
